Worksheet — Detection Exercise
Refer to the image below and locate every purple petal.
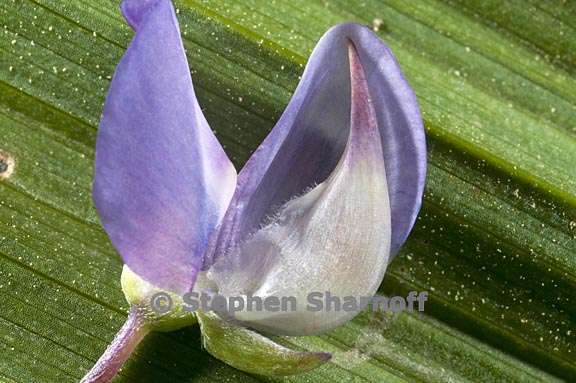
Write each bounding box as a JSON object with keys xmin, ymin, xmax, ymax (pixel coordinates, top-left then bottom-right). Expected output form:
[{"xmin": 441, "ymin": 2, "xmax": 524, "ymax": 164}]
[
  {"xmin": 93, "ymin": 0, "xmax": 236, "ymax": 294},
  {"xmin": 207, "ymin": 23, "xmax": 425, "ymax": 267},
  {"xmin": 207, "ymin": 42, "xmax": 392, "ymax": 335}
]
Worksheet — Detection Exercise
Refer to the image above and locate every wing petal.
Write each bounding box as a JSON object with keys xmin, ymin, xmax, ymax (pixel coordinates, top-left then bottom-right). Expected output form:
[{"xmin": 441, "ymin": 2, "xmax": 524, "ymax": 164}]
[{"xmin": 93, "ymin": 0, "xmax": 236, "ymax": 294}]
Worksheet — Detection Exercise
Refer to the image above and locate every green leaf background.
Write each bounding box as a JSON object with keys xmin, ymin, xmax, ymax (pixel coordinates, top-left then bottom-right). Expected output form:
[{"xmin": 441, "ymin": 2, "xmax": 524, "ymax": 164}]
[{"xmin": 0, "ymin": 0, "xmax": 574, "ymax": 381}]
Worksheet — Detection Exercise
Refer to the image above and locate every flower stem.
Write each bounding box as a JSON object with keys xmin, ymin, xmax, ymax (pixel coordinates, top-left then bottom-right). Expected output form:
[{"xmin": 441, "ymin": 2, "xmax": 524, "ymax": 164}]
[{"xmin": 81, "ymin": 306, "xmax": 150, "ymax": 383}]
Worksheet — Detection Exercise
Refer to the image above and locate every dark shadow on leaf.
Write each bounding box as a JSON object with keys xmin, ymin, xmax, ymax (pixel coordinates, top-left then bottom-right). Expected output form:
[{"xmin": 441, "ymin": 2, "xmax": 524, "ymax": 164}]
[{"xmin": 118, "ymin": 324, "xmax": 259, "ymax": 382}]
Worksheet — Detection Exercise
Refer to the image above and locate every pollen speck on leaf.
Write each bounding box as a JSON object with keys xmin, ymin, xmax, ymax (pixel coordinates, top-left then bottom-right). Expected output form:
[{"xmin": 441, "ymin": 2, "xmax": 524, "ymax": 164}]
[{"xmin": 372, "ymin": 18, "xmax": 384, "ymax": 32}]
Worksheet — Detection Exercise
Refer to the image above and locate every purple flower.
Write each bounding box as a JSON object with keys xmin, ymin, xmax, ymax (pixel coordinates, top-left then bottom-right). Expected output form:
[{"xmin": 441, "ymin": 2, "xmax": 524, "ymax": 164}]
[{"xmin": 84, "ymin": 0, "xmax": 425, "ymax": 381}]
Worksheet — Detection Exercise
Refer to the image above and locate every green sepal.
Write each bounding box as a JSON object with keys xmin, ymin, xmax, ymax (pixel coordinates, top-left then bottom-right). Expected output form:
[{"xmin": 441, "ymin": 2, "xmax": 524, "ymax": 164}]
[
  {"xmin": 120, "ymin": 265, "xmax": 197, "ymax": 332},
  {"xmin": 196, "ymin": 310, "xmax": 331, "ymax": 376}
]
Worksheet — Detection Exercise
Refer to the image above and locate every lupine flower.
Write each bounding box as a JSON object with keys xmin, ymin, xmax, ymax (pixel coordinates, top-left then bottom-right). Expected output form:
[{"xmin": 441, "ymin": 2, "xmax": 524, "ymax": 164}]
[{"xmin": 82, "ymin": 0, "xmax": 426, "ymax": 381}]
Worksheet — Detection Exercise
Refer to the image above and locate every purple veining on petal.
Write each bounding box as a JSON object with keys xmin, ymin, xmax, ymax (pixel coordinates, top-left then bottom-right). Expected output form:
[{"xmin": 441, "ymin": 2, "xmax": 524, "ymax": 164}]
[
  {"xmin": 93, "ymin": 0, "xmax": 236, "ymax": 294},
  {"xmin": 347, "ymin": 41, "xmax": 382, "ymax": 160},
  {"xmin": 206, "ymin": 23, "xmax": 425, "ymax": 268}
]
